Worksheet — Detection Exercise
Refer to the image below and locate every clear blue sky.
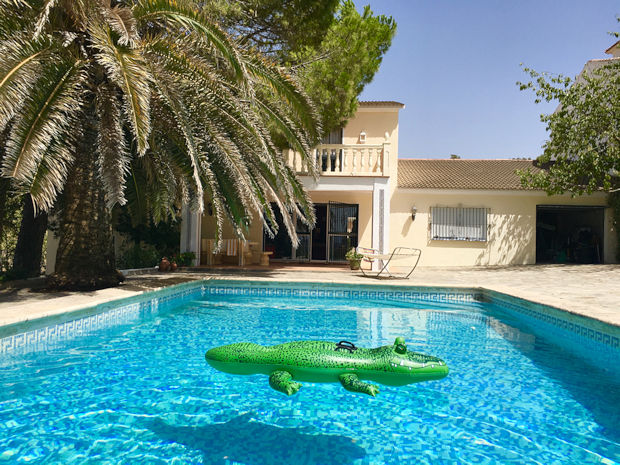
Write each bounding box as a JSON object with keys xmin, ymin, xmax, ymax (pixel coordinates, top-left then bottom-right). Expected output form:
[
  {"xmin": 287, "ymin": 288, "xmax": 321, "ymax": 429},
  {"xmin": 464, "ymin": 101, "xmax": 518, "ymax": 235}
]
[{"xmin": 357, "ymin": 1, "xmax": 619, "ymax": 159}]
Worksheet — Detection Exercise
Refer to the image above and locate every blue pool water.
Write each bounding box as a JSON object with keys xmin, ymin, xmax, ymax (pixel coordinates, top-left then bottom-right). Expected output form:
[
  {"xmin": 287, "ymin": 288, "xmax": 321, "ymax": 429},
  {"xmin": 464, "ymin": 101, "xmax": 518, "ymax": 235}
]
[{"xmin": 0, "ymin": 289, "xmax": 619, "ymax": 464}]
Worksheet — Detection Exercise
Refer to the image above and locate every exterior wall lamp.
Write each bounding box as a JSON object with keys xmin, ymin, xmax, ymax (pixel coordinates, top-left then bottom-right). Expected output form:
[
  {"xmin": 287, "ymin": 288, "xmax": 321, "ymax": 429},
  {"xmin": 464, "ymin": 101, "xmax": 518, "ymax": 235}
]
[
  {"xmin": 411, "ymin": 206, "xmax": 417, "ymax": 221},
  {"xmin": 359, "ymin": 131, "xmax": 366, "ymax": 143}
]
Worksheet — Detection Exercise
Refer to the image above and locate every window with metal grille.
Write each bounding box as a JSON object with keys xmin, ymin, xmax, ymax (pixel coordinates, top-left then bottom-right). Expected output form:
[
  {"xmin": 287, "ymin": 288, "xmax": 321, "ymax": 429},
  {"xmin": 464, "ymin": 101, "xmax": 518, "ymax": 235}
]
[{"xmin": 430, "ymin": 207, "xmax": 488, "ymax": 241}]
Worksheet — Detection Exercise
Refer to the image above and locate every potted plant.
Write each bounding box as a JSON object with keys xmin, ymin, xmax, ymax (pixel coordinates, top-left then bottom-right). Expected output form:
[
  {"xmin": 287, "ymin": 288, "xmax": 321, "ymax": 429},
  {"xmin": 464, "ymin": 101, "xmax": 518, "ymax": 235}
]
[
  {"xmin": 345, "ymin": 248, "xmax": 363, "ymax": 270},
  {"xmin": 176, "ymin": 252, "xmax": 196, "ymax": 267}
]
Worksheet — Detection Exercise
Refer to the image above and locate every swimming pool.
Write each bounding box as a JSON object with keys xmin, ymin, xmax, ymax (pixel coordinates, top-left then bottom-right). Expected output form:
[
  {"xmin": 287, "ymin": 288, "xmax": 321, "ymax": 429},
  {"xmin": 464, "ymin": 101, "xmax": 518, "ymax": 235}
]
[{"xmin": 0, "ymin": 280, "xmax": 618, "ymax": 464}]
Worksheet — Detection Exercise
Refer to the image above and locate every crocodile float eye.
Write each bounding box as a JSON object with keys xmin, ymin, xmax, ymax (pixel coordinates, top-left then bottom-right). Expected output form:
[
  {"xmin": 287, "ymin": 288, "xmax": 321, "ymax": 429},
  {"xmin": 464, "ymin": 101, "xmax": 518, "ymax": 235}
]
[{"xmin": 395, "ymin": 343, "xmax": 407, "ymax": 354}]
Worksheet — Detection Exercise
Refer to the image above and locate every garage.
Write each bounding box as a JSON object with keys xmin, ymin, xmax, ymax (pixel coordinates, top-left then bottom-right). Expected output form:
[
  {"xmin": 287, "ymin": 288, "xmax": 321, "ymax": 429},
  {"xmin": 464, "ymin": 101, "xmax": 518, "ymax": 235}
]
[{"xmin": 536, "ymin": 205, "xmax": 605, "ymax": 264}]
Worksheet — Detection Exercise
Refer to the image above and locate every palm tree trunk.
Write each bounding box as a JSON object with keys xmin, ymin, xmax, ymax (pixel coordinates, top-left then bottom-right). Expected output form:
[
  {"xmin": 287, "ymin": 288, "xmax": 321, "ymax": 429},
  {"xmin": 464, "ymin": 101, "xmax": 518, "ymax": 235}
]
[
  {"xmin": 12, "ymin": 194, "xmax": 47, "ymax": 278},
  {"xmin": 47, "ymin": 114, "xmax": 123, "ymax": 290}
]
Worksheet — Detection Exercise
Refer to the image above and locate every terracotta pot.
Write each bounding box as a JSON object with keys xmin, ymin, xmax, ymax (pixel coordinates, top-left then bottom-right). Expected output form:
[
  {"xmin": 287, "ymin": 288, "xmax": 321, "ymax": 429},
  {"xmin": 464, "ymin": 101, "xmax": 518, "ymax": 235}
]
[
  {"xmin": 159, "ymin": 257, "xmax": 171, "ymax": 272},
  {"xmin": 170, "ymin": 262, "xmax": 178, "ymax": 272}
]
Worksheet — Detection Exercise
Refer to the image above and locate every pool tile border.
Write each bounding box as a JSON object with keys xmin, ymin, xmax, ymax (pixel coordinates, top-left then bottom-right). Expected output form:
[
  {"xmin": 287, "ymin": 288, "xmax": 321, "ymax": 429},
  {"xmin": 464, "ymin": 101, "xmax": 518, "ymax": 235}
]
[
  {"xmin": 0, "ymin": 281, "xmax": 203, "ymax": 355},
  {"xmin": 205, "ymin": 280, "xmax": 483, "ymax": 304},
  {"xmin": 483, "ymin": 289, "xmax": 620, "ymax": 352},
  {"xmin": 1, "ymin": 279, "xmax": 618, "ymax": 362}
]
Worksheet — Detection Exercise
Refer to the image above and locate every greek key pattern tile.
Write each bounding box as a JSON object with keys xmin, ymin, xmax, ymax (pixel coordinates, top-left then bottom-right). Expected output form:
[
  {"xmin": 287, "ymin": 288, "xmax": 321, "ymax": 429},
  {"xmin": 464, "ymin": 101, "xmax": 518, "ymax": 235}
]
[
  {"xmin": 0, "ymin": 282, "xmax": 203, "ymax": 356},
  {"xmin": 206, "ymin": 285, "xmax": 482, "ymax": 303},
  {"xmin": 490, "ymin": 293, "xmax": 619, "ymax": 354},
  {"xmin": 0, "ymin": 304, "xmax": 141, "ymax": 356}
]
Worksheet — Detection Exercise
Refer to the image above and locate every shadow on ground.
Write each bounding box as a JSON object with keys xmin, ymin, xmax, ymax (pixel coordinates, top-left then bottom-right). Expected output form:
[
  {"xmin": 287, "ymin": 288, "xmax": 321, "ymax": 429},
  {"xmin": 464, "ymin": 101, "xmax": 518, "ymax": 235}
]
[
  {"xmin": 150, "ymin": 413, "xmax": 366, "ymax": 465},
  {"xmin": 0, "ymin": 277, "xmax": 74, "ymax": 304}
]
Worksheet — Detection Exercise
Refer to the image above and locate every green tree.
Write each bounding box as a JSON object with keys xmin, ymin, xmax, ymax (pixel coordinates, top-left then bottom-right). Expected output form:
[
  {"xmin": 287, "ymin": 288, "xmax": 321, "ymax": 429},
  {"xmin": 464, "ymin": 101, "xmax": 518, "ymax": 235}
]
[
  {"xmin": 205, "ymin": 0, "xmax": 339, "ymax": 58},
  {"xmin": 208, "ymin": 0, "xmax": 396, "ymax": 137},
  {"xmin": 0, "ymin": 0, "xmax": 320, "ymax": 290},
  {"xmin": 517, "ymin": 43, "xmax": 620, "ymax": 195},
  {"xmin": 289, "ymin": 1, "xmax": 396, "ymax": 134}
]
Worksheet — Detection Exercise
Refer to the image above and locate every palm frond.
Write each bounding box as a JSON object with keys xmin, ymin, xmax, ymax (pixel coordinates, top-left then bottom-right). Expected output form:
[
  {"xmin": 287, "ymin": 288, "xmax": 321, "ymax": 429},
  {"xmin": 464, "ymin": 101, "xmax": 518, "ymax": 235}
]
[
  {"xmin": 33, "ymin": 0, "xmax": 59, "ymax": 38},
  {"xmin": 89, "ymin": 19, "xmax": 152, "ymax": 155},
  {"xmin": 0, "ymin": 33, "xmax": 56, "ymax": 132},
  {"xmin": 133, "ymin": 0, "xmax": 244, "ymax": 80},
  {"xmin": 145, "ymin": 39, "xmax": 259, "ymax": 142},
  {"xmin": 104, "ymin": 4, "xmax": 139, "ymax": 47},
  {"xmin": 150, "ymin": 74, "xmax": 204, "ymax": 211},
  {"xmin": 252, "ymin": 96, "xmax": 316, "ymax": 178},
  {"xmin": 243, "ymin": 52, "xmax": 321, "ymax": 141},
  {"xmin": 2, "ymin": 0, "xmax": 30, "ymax": 7},
  {"xmin": 0, "ymin": 1, "xmax": 32, "ymax": 38},
  {"xmin": 124, "ymin": 158, "xmax": 149, "ymax": 225},
  {"xmin": 26, "ymin": 133, "xmax": 76, "ymax": 212},
  {"xmin": 1, "ymin": 57, "xmax": 87, "ymax": 186},
  {"xmin": 95, "ymin": 83, "xmax": 131, "ymax": 208},
  {"xmin": 126, "ymin": 153, "xmax": 177, "ymax": 224},
  {"xmin": 280, "ymin": 164, "xmax": 315, "ymax": 227},
  {"xmin": 253, "ymin": 172, "xmax": 299, "ymax": 245},
  {"xmin": 59, "ymin": 0, "xmax": 90, "ymax": 32}
]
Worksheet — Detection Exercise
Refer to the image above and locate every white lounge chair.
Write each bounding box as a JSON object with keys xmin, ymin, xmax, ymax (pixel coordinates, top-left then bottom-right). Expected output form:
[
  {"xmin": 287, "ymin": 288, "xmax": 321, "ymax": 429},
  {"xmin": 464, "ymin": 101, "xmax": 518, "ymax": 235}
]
[{"xmin": 356, "ymin": 246, "xmax": 422, "ymax": 279}]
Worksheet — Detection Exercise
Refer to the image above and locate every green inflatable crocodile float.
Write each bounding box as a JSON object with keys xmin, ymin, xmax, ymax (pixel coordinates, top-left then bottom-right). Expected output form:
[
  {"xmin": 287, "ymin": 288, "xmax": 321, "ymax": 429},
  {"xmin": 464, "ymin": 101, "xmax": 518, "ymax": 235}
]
[{"xmin": 205, "ymin": 337, "xmax": 449, "ymax": 396}]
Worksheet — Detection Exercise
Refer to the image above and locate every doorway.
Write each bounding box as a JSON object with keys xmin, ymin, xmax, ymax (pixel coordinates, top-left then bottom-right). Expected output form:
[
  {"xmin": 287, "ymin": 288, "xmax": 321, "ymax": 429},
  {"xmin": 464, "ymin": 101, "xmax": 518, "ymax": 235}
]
[
  {"xmin": 536, "ymin": 205, "xmax": 605, "ymax": 263},
  {"xmin": 263, "ymin": 202, "xmax": 358, "ymax": 263}
]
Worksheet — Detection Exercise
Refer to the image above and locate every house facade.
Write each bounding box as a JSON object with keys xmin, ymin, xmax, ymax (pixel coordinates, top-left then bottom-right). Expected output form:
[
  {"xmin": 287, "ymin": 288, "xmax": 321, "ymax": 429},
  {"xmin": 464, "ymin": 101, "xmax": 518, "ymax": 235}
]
[
  {"xmin": 181, "ymin": 101, "xmax": 402, "ymax": 266},
  {"xmin": 181, "ymin": 100, "xmax": 617, "ymax": 268},
  {"xmin": 393, "ymin": 159, "xmax": 614, "ymax": 266}
]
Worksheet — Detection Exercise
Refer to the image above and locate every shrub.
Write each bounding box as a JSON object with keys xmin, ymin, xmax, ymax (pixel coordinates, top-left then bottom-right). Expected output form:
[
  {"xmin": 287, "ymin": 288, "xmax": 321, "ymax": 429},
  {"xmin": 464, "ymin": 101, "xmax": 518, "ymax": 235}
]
[
  {"xmin": 116, "ymin": 242, "xmax": 159, "ymax": 270},
  {"xmin": 175, "ymin": 252, "xmax": 196, "ymax": 267}
]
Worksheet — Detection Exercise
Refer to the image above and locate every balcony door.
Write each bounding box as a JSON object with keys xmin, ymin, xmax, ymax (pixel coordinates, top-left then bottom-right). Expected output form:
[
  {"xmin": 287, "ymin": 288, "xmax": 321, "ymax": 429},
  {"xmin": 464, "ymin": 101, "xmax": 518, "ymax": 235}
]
[{"xmin": 321, "ymin": 128, "xmax": 343, "ymax": 144}]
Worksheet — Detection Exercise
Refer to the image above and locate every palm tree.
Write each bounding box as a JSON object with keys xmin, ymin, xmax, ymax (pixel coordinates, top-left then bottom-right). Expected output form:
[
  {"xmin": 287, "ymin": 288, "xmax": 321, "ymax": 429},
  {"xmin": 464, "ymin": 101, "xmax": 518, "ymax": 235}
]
[{"xmin": 0, "ymin": 0, "xmax": 320, "ymax": 289}]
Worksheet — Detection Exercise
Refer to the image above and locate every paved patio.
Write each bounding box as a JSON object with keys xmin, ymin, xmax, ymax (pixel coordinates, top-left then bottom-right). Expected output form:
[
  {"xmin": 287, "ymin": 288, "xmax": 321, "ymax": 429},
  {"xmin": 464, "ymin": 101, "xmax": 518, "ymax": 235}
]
[{"xmin": 0, "ymin": 264, "xmax": 619, "ymax": 330}]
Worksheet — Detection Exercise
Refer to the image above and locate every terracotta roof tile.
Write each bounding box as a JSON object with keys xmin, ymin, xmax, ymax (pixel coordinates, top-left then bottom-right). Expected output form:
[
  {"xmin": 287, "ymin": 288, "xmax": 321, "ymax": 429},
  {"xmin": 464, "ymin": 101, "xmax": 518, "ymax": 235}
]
[
  {"xmin": 358, "ymin": 100, "xmax": 405, "ymax": 108},
  {"xmin": 397, "ymin": 159, "xmax": 541, "ymax": 190}
]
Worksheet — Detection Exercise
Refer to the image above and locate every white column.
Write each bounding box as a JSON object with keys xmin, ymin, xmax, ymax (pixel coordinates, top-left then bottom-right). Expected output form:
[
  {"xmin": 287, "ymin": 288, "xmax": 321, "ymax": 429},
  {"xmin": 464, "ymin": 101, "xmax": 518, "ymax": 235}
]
[
  {"xmin": 372, "ymin": 178, "xmax": 390, "ymax": 270},
  {"xmin": 180, "ymin": 204, "xmax": 201, "ymax": 266},
  {"xmin": 45, "ymin": 229, "xmax": 59, "ymax": 275}
]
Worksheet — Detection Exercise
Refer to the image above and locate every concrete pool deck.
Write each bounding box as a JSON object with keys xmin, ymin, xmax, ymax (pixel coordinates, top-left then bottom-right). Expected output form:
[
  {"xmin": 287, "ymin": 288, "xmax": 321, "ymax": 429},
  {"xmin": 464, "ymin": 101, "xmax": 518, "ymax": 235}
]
[{"xmin": 0, "ymin": 264, "xmax": 619, "ymax": 330}]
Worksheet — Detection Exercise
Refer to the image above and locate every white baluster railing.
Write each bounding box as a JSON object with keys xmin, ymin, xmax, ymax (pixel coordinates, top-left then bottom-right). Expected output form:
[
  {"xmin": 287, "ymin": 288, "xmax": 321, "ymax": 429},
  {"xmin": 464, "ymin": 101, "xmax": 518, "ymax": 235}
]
[{"xmin": 288, "ymin": 144, "xmax": 386, "ymax": 176}]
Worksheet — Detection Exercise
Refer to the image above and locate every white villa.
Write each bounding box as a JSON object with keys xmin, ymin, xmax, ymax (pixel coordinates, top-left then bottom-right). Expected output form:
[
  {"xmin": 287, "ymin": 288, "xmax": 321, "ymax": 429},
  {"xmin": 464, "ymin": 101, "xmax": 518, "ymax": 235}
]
[{"xmin": 180, "ymin": 94, "xmax": 616, "ymax": 268}]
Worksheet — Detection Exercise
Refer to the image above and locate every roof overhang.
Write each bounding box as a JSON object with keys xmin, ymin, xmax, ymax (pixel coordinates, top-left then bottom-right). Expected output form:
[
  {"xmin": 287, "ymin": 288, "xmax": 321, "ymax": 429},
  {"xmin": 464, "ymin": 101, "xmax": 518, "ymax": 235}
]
[
  {"xmin": 358, "ymin": 101, "xmax": 405, "ymax": 112},
  {"xmin": 396, "ymin": 187, "xmax": 608, "ymax": 200},
  {"xmin": 605, "ymin": 40, "xmax": 620, "ymax": 56}
]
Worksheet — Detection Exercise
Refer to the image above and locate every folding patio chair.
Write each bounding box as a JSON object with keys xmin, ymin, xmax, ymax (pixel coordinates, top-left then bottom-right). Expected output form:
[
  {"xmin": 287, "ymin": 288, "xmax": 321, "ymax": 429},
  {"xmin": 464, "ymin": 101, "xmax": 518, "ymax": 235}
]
[{"xmin": 356, "ymin": 246, "xmax": 422, "ymax": 279}]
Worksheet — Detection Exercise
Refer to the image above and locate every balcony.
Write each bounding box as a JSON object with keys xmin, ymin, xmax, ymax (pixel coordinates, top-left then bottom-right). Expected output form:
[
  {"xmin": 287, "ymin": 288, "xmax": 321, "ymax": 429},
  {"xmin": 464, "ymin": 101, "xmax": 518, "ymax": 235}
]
[{"xmin": 286, "ymin": 143, "xmax": 390, "ymax": 177}]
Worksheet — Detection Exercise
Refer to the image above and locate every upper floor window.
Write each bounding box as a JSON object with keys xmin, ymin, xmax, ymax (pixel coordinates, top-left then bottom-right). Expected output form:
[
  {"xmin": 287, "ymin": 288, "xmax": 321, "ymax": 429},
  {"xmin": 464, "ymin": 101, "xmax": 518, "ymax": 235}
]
[
  {"xmin": 321, "ymin": 128, "xmax": 343, "ymax": 145},
  {"xmin": 430, "ymin": 207, "xmax": 488, "ymax": 242}
]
